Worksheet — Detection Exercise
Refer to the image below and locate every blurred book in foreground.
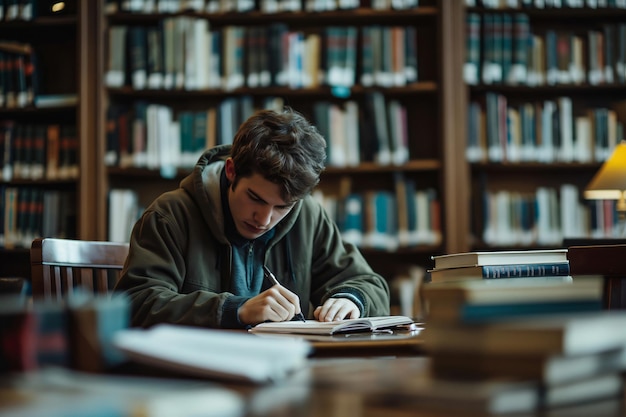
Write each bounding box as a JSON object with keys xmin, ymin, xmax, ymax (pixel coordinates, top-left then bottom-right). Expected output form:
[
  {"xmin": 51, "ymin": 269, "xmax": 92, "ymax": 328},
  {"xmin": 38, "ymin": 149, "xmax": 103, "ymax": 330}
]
[{"xmin": 113, "ymin": 324, "xmax": 312, "ymax": 383}]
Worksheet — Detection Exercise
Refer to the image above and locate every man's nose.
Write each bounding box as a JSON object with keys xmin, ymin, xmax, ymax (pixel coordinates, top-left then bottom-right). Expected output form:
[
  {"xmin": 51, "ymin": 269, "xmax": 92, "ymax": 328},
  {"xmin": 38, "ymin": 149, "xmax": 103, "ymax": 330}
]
[{"xmin": 255, "ymin": 206, "xmax": 272, "ymax": 227}]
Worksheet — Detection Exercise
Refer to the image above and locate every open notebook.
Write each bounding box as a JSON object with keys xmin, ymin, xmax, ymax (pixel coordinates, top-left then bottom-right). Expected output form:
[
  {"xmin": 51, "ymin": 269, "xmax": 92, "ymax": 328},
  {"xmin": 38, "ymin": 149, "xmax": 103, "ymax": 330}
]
[{"xmin": 249, "ymin": 315, "xmax": 415, "ymax": 335}]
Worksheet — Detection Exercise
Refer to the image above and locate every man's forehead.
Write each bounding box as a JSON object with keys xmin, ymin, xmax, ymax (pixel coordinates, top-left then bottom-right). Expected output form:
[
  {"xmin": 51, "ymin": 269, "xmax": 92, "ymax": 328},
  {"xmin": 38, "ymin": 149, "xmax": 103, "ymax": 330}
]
[{"xmin": 243, "ymin": 174, "xmax": 295, "ymax": 205}]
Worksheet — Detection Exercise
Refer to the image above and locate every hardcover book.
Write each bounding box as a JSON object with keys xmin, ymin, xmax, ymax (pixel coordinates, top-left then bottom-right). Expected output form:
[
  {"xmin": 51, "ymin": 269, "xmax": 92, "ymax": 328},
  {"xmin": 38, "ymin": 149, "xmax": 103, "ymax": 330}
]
[
  {"xmin": 428, "ymin": 261, "xmax": 570, "ymax": 283},
  {"xmin": 423, "ymin": 311, "xmax": 626, "ymax": 356},
  {"xmin": 431, "ymin": 249, "xmax": 568, "ymax": 270},
  {"xmin": 430, "ymin": 347, "xmax": 626, "ymax": 385}
]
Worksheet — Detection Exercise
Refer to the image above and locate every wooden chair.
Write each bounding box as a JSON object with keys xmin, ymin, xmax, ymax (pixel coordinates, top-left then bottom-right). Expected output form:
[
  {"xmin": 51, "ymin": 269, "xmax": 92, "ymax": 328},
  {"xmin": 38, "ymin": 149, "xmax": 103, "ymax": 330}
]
[{"xmin": 30, "ymin": 237, "xmax": 129, "ymax": 301}]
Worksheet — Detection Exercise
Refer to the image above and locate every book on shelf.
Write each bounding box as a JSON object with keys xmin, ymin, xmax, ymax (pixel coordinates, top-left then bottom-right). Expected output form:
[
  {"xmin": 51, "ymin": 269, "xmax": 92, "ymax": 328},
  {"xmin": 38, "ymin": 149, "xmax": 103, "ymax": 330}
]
[
  {"xmin": 146, "ymin": 26, "xmax": 165, "ymax": 89},
  {"xmin": 108, "ymin": 188, "xmax": 140, "ymax": 243},
  {"xmin": 339, "ymin": 193, "xmax": 364, "ymax": 247},
  {"xmin": 105, "ymin": 25, "xmax": 127, "ymax": 88},
  {"xmin": 423, "ymin": 311, "xmax": 626, "ymax": 356},
  {"xmin": 112, "ymin": 324, "xmax": 311, "ymax": 383},
  {"xmin": 363, "ymin": 190, "xmax": 398, "ymax": 251},
  {"xmin": 249, "ymin": 315, "xmax": 414, "ymax": 336},
  {"xmin": 428, "ymin": 261, "xmax": 571, "ymax": 283},
  {"xmin": 34, "ymin": 94, "xmax": 78, "ymax": 108},
  {"xmin": 129, "ymin": 26, "xmax": 148, "ymax": 90},
  {"xmin": 431, "ymin": 248, "xmax": 568, "ymax": 270}
]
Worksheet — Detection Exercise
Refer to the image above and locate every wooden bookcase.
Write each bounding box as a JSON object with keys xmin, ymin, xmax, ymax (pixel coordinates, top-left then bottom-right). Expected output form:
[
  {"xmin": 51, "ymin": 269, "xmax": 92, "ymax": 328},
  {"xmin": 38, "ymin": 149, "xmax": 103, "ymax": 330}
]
[
  {"xmin": 0, "ymin": 1, "xmax": 98, "ymax": 280},
  {"xmin": 93, "ymin": 0, "xmax": 467, "ymax": 282},
  {"xmin": 463, "ymin": 3, "xmax": 626, "ymax": 251}
]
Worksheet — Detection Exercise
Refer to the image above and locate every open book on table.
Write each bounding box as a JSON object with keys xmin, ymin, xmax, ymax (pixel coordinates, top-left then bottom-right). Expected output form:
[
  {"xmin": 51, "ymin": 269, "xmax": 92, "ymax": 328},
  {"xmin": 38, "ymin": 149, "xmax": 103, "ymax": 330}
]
[{"xmin": 249, "ymin": 315, "xmax": 415, "ymax": 335}]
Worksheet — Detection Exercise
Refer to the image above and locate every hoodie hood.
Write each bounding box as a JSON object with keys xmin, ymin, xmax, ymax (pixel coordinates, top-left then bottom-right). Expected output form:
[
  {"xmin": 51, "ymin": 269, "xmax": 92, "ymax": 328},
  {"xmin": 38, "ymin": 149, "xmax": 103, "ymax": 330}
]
[{"xmin": 180, "ymin": 145, "xmax": 303, "ymax": 246}]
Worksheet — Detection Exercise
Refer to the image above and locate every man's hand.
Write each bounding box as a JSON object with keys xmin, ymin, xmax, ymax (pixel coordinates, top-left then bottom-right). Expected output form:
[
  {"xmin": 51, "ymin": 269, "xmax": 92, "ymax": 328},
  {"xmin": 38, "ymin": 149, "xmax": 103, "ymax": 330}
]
[
  {"xmin": 314, "ymin": 298, "xmax": 360, "ymax": 322},
  {"xmin": 238, "ymin": 285, "xmax": 303, "ymax": 325}
]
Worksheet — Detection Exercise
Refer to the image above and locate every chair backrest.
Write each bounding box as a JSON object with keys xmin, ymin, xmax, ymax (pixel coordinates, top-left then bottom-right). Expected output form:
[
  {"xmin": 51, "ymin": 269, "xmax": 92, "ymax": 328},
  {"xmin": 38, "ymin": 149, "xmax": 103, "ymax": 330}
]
[{"xmin": 30, "ymin": 237, "xmax": 130, "ymax": 301}]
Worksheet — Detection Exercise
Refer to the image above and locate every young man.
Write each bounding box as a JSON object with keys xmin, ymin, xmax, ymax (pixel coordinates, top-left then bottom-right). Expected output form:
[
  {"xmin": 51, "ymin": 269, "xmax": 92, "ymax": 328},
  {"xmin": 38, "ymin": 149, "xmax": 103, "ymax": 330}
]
[{"xmin": 115, "ymin": 108, "xmax": 390, "ymax": 328}]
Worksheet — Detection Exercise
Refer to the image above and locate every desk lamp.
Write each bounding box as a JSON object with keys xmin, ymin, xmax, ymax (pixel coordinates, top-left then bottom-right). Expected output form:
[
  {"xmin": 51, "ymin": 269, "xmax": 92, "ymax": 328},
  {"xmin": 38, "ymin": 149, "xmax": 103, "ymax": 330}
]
[{"xmin": 584, "ymin": 140, "xmax": 626, "ymax": 231}]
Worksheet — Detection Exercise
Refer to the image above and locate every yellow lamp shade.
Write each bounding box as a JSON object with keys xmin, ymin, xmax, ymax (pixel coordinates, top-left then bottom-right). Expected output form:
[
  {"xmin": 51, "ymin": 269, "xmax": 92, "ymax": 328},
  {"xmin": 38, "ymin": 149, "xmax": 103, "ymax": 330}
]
[{"xmin": 585, "ymin": 141, "xmax": 626, "ymax": 201}]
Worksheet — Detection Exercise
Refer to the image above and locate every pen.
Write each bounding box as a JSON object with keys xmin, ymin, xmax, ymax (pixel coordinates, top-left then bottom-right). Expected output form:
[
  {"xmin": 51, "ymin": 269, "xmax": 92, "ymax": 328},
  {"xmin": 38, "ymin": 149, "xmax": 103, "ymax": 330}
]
[{"xmin": 263, "ymin": 265, "xmax": 307, "ymax": 323}]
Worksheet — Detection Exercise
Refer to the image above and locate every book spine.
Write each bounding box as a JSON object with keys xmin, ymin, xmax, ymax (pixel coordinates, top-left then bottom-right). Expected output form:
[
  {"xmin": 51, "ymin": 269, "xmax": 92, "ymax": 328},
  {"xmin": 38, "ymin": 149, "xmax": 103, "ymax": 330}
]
[{"xmin": 481, "ymin": 262, "xmax": 570, "ymax": 278}]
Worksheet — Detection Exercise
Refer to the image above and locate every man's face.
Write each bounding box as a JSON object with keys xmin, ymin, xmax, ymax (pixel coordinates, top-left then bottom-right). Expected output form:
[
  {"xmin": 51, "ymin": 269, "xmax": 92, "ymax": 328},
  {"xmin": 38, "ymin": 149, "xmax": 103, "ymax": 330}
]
[{"xmin": 225, "ymin": 159, "xmax": 296, "ymax": 240}]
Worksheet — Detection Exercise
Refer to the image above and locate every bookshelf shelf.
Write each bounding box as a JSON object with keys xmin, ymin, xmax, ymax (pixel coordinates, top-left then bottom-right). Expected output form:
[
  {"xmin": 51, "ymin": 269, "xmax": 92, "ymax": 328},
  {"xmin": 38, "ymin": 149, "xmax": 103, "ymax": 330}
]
[
  {"xmin": 106, "ymin": 7, "xmax": 438, "ymax": 25},
  {"xmin": 466, "ymin": 6, "xmax": 626, "ymax": 19},
  {"xmin": 470, "ymin": 162, "xmax": 602, "ymax": 171},
  {"xmin": 107, "ymin": 159, "xmax": 442, "ymax": 181},
  {"xmin": 1, "ymin": 178, "xmax": 78, "ymax": 186},
  {"xmin": 0, "ymin": 16, "xmax": 77, "ymax": 28},
  {"xmin": 469, "ymin": 84, "xmax": 626, "ymax": 95},
  {"xmin": 0, "ymin": 105, "xmax": 77, "ymax": 115},
  {"xmin": 107, "ymin": 82, "xmax": 439, "ymax": 98}
]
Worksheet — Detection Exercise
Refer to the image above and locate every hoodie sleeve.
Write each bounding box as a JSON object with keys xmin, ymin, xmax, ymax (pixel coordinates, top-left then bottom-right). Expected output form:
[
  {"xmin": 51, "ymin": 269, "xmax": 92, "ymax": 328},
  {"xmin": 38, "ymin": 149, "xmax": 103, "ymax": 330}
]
[
  {"xmin": 306, "ymin": 200, "xmax": 391, "ymax": 317},
  {"xmin": 114, "ymin": 192, "xmax": 246, "ymax": 329}
]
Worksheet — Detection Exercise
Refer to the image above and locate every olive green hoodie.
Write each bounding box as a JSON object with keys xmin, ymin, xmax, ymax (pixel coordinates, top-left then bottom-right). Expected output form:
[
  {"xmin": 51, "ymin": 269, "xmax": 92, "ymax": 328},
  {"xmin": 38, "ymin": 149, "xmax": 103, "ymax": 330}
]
[{"xmin": 115, "ymin": 145, "xmax": 390, "ymax": 328}]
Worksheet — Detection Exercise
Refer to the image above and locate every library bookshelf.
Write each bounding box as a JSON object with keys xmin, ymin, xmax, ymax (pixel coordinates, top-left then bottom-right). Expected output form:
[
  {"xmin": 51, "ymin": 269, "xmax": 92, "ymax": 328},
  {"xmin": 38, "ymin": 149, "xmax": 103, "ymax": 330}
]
[
  {"xmin": 463, "ymin": 1, "xmax": 626, "ymax": 251},
  {"xmin": 0, "ymin": 1, "xmax": 98, "ymax": 279},
  {"xmin": 94, "ymin": 0, "xmax": 467, "ymax": 281}
]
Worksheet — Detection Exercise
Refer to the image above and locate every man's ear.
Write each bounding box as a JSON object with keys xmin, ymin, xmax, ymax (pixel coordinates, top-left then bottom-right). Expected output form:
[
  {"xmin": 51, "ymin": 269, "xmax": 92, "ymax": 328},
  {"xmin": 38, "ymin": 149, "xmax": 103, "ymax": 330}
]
[{"xmin": 225, "ymin": 158, "xmax": 236, "ymax": 183}]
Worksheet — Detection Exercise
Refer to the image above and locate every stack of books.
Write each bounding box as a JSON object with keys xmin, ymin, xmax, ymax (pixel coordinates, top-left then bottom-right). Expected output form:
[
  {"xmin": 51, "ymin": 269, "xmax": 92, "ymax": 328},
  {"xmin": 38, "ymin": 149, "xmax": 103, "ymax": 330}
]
[
  {"xmin": 409, "ymin": 249, "xmax": 626, "ymax": 414},
  {"xmin": 428, "ymin": 248, "xmax": 570, "ymax": 284}
]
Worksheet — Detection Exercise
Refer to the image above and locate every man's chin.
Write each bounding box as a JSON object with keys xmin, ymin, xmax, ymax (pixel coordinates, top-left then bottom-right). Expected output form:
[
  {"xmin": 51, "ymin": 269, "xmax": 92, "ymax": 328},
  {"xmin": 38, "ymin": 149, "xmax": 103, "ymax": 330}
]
[{"xmin": 239, "ymin": 224, "xmax": 267, "ymax": 239}]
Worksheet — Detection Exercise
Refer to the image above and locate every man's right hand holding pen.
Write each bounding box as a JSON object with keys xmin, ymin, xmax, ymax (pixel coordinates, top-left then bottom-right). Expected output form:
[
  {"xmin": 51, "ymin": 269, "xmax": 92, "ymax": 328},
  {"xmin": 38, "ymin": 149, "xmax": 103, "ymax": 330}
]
[
  {"xmin": 237, "ymin": 266, "xmax": 306, "ymax": 325},
  {"xmin": 238, "ymin": 266, "xmax": 361, "ymax": 325}
]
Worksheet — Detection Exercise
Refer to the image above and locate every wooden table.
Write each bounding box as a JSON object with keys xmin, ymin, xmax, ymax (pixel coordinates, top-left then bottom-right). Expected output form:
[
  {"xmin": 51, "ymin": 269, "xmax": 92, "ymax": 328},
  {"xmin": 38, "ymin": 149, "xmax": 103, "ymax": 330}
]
[
  {"xmin": 229, "ymin": 355, "xmax": 626, "ymax": 417},
  {"xmin": 2, "ymin": 329, "xmax": 625, "ymax": 417}
]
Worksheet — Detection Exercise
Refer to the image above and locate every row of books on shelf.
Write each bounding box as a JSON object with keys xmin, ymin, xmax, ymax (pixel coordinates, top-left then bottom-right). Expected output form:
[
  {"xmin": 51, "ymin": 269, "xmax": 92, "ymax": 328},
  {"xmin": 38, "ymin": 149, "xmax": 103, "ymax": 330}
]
[
  {"xmin": 109, "ymin": 183, "xmax": 441, "ymax": 249},
  {"xmin": 0, "ymin": 0, "xmax": 36, "ymax": 21},
  {"xmin": 0, "ymin": 41, "xmax": 79, "ymax": 110},
  {"xmin": 315, "ymin": 92, "xmax": 409, "ymax": 166},
  {"xmin": 466, "ymin": 93, "xmax": 623, "ymax": 163},
  {"xmin": 410, "ymin": 248, "xmax": 626, "ymax": 414},
  {"xmin": 0, "ymin": 41, "xmax": 36, "ymax": 109},
  {"xmin": 465, "ymin": 13, "xmax": 626, "ymax": 86},
  {"xmin": 0, "ymin": 186, "xmax": 76, "ymax": 249},
  {"xmin": 106, "ymin": 97, "xmax": 264, "ymax": 170},
  {"xmin": 106, "ymin": 18, "xmax": 418, "ymax": 91},
  {"xmin": 0, "ymin": 121, "xmax": 79, "ymax": 182},
  {"xmin": 105, "ymin": 93, "xmax": 410, "ymax": 170},
  {"xmin": 105, "ymin": 0, "xmax": 420, "ymax": 14},
  {"xmin": 479, "ymin": 185, "xmax": 620, "ymax": 247},
  {"xmin": 313, "ymin": 182, "xmax": 441, "ymax": 251},
  {"xmin": 467, "ymin": 0, "xmax": 626, "ymax": 9}
]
